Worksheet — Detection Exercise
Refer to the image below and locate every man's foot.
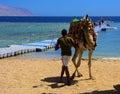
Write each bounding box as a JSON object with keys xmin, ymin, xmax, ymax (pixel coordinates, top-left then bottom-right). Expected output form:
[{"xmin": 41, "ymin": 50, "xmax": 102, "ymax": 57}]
[{"xmin": 66, "ymin": 80, "xmax": 72, "ymax": 86}]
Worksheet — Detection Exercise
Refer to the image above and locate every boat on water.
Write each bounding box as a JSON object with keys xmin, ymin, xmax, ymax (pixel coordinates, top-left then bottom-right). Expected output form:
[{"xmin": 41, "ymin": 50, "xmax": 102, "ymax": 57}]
[{"xmin": 94, "ymin": 22, "xmax": 117, "ymax": 33}]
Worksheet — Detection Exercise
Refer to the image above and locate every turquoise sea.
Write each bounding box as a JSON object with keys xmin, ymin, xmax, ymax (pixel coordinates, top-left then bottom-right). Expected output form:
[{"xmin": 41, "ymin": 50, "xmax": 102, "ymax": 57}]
[{"xmin": 0, "ymin": 20, "xmax": 120, "ymax": 60}]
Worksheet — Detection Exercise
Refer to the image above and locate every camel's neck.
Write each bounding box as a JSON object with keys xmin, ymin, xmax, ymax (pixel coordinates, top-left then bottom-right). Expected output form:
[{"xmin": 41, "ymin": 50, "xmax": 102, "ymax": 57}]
[{"xmin": 83, "ymin": 28, "xmax": 95, "ymax": 48}]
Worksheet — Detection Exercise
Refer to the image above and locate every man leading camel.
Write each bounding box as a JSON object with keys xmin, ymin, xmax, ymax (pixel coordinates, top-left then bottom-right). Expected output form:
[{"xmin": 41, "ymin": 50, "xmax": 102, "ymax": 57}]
[{"xmin": 55, "ymin": 29, "xmax": 76, "ymax": 85}]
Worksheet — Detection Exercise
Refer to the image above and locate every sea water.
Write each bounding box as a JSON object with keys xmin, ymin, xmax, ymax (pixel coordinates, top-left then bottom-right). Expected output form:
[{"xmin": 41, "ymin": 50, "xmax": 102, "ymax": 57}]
[
  {"xmin": 0, "ymin": 22, "xmax": 69, "ymax": 47},
  {"xmin": 15, "ymin": 22, "xmax": 120, "ymax": 60},
  {"xmin": 0, "ymin": 17, "xmax": 120, "ymax": 60}
]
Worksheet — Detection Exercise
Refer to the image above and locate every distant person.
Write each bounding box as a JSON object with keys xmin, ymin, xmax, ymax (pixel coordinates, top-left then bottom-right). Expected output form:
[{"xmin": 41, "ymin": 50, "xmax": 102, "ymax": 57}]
[
  {"xmin": 94, "ymin": 22, "xmax": 97, "ymax": 26},
  {"xmin": 55, "ymin": 29, "xmax": 76, "ymax": 85},
  {"xmin": 99, "ymin": 21, "xmax": 101, "ymax": 27},
  {"xmin": 101, "ymin": 20, "xmax": 104, "ymax": 24}
]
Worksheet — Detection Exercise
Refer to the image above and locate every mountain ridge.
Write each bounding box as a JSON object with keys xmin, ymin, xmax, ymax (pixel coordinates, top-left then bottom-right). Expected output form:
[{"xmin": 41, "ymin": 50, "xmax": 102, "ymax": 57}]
[{"xmin": 0, "ymin": 4, "xmax": 35, "ymax": 16}]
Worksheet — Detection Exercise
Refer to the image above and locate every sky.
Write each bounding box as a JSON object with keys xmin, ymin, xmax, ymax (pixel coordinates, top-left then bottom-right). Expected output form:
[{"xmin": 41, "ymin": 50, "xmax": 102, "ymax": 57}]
[{"xmin": 0, "ymin": 0, "xmax": 120, "ymax": 16}]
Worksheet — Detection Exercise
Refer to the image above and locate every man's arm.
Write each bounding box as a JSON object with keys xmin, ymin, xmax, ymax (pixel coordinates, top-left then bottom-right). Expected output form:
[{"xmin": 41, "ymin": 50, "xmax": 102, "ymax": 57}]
[{"xmin": 55, "ymin": 40, "xmax": 60, "ymax": 50}]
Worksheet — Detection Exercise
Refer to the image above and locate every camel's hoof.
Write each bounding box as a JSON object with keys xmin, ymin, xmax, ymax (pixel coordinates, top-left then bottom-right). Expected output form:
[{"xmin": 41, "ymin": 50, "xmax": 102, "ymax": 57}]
[
  {"xmin": 77, "ymin": 74, "xmax": 83, "ymax": 77},
  {"xmin": 89, "ymin": 76, "xmax": 95, "ymax": 80},
  {"xmin": 70, "ymin": 73, "xmax": 75, "ymax": 80}
]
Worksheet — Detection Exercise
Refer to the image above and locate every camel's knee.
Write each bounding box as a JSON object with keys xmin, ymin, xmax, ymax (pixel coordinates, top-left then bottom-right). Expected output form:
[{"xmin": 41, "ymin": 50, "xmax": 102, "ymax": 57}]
[
  {"xmin": 72, "ymin": 53, "xmax": 78, "ymax": 61},
  {"xmin": 76, "ymin": 62, "xmax": 80, "ymax": 68},
  {"xmin": 72, "ymin": 55, "xmax": 77, "ymax": 63},
  {"xmin": 88, "ymin": 61, "xmax": 91, "ymax": 67}
]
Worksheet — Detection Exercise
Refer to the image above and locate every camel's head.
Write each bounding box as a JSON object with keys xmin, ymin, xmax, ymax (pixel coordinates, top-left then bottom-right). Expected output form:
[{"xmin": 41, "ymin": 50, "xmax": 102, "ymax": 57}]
[{"xmin": 78, "ymin": 18, "xmax": 95, "ymax": 49}]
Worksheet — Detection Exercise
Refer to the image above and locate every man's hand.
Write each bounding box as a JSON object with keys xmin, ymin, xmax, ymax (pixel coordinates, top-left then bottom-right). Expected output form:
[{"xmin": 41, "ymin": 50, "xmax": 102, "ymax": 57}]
[
  {"xmin": 55, "ymin": 44, "xmax": 59, "ymax": 50},
  {"xmin": 55, "ymin": 41, "xmax": 59, "ymax": 50}
]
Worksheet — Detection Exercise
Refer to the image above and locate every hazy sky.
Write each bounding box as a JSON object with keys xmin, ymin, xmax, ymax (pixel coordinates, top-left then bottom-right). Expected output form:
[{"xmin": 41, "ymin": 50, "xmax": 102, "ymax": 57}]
[{"xmin": 0, "ymin": 0, "xmax": 119, "ymax": 16}]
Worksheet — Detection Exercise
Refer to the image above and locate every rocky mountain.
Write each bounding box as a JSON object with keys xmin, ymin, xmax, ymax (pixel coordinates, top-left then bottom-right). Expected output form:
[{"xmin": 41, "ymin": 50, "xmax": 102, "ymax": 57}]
[{"xmin": 0, "ymin": 4, "xmax": 35, "ymax": 16}]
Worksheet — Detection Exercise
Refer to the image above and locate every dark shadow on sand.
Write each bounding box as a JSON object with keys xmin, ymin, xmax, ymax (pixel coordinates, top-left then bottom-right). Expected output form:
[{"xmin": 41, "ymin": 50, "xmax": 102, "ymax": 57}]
[
  {"xmin": 81, "ymin": 84, "xmax": 120, "ymax": 94},
  {"xmin": 41, "ymin": 76, "xmax": 78, "ymax": 88},
  {"xmin": 32, "ymin": 76, "xmax": 94, "ymax": 89}
]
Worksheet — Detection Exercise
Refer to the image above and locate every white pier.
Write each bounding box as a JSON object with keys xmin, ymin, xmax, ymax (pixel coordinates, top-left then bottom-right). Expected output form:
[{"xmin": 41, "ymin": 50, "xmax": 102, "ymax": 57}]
[{"xmin": 0, "ymin": 39, "xmax": 57, "ymax": 59}]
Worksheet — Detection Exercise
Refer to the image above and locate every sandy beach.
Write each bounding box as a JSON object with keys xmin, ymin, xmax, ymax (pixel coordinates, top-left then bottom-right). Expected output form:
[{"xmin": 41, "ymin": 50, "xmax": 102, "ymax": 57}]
[{"xmin": 0, "ymin": 58, "xmax": 120, "ymax": 94}]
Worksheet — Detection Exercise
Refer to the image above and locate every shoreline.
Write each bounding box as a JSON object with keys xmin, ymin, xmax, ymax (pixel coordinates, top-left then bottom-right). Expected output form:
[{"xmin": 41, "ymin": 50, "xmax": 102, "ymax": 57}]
[
  {"xmin": 4, "ymin": 54, "xmax": 120, "ymax": 60},
  {"xmin": 0, "ymin": 58, "xmax": 120, "ymax": 94}
]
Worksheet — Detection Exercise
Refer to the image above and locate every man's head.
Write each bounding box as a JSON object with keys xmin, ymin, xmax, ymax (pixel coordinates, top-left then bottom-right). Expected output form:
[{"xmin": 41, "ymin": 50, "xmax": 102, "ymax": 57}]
[{"xmin": 61, "ymin": 29, "xmax": 67, "ymax": 36}]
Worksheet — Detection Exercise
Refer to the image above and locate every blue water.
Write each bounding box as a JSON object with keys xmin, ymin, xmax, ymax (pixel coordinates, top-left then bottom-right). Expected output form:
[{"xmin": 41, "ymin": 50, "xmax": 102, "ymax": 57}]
[
  {"xmin": 94, "ymin": 22, "xmax": 120, "ymax": 59},
  {"xmin": 0, "ymin": 22, "xmax": 69, "ymax": 47},
  {"xmin": 0, "ymin": 16, "xmax": 120, "ymax": 60}
]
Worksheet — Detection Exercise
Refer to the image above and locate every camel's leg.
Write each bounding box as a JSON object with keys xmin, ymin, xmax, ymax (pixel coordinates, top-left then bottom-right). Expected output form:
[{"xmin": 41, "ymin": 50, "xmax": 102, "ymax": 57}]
[
  {"xmin": 88, "ymin": 50, "xmax": 93, "ymax": 79},
  {"xmin": 72, "ymin": 47, "xmax": 78, "ymax": 67},
  {"xmin": 71, "ymin": 48, "xmax": 81, "ymax": 78},
  {"xmin": 72, "ymin": 48, "xmax": 83, "ymax": 77},
  {"xmin": 76, "ymin": 50, "xmax": 83, "ymax": 77}
]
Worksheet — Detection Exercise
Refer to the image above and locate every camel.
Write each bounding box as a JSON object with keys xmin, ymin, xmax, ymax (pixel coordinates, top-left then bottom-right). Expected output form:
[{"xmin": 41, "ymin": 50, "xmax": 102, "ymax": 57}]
[{"xmin": 68, "ymin": 16, "xmax": 97, "ymax": 79}]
